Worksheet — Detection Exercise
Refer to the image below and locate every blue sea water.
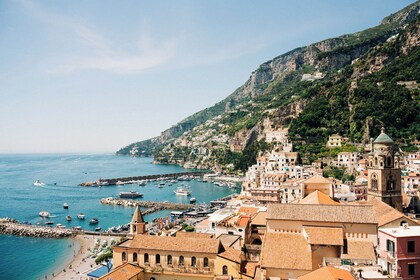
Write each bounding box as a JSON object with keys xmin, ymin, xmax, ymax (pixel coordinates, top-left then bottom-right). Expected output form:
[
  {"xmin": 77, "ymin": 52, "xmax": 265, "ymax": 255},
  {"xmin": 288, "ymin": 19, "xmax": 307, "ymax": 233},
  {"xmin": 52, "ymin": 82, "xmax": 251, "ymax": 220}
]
[{"xmin": 0, "ymin": 154, "xmax": 238, "ymax": 280}]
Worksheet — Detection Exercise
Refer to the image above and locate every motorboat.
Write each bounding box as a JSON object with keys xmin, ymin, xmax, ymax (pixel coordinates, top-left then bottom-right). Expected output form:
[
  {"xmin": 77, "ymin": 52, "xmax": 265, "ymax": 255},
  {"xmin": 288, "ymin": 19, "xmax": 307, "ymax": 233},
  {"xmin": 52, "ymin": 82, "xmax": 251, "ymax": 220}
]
[
  {"xmin": 174, "ymin": 186, "xmax": 192, "ymax": 196},
  {"xmin": 77, "ymin": 213, "xmax": 86, "ymax": 220},
  {"xmin": 66, "ymin": 215, "xmax": 72, "ymax": 221},
  {"xmin": 95, "ymin": 227, "xmax": 102, "ymax": 231},
  {"xmin": 139, "ymin": 181, "xmax": 146, "ymax": 186},
  {"xmin": 45, "ymin": 221, "xmax": 54, "ymax": 225},
  {"xmin": 89, "ymin": 218, "xmax": 99, "ymax": 225},
  {"xmin": 190, "ymin": 197, "xmax": 196, "ymax": 203},
  {"xmin": 72, "ymin": 226, "xmax": 82, "ymax": 231},
  {"xmin": 39, "ymin": 211, "xmax": 50, "ymax": 218},
  {"xmin": 63, "ymin": 203, "xmax": 69, "ymax": 209},
  {"xmin": 119, "ymin": 191, "xmax": 143, "ymax": 198},
  {"xmin": 34, "ymin": 180, "xmax": 45, "ymax": 187}
]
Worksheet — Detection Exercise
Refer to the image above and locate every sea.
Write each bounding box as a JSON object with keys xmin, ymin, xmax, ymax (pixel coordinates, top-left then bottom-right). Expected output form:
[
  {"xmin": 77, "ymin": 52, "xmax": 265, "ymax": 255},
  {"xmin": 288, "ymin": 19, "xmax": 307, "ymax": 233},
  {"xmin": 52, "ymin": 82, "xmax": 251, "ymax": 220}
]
[{"xmin": 0, "ymin": 153, "xmax": 239, "ymax": 280}]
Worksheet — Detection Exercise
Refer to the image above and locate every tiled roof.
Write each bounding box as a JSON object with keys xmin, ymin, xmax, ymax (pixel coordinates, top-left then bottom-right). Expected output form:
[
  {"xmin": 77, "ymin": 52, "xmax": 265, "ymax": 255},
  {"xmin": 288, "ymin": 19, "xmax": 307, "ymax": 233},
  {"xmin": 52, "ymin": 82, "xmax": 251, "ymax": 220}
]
[
  {"xmin": 261, "ymin": 232, "xmax": 312, "ymax": 270},
  {"xmin": 119, "ymin": 234, "xmax": 222, "ymax": 254},
  {"xmin": 217, "ymin": 234, "xmax": 241, "ymax": 248},
  {"xmin": 303, "ymin": 174, "xmax": 332, "ymax": 185},
  {"xmin": 98, "ymin": 263, "xmax": 143, "ymax": 280},
  {"xmin": 241, "ymin": 261, "xmax": 258, "ymax": 278},
  {"xmin": 131, "ymin": 206, "xmax": 144, "ymax": 223},
  {"xmin": 341, "ymin": 240, "xmax": 376, "ymax": 261},
  {"xmin": 237, "ymin": 207, "xmax": 259, "ymax": 216},
  {"xmin": 176, "ymin": 231, "xmax": 214, "ymax": 239},
  {"xmin": 355, "ymin": 197, "xmax": 417, "ymax": 227},
  {"xmin": 218, "ymin": 246, "xmax": 242, "ymax": 263},
  {"xmin": 297, "ymin": 266, "xmax": 355, "ymax": 280},
  {"xmin": 237, "ymin": 216, "xmax": 251, "ymax": 227},
  {"xmin": 303, "ymin": 226, "xmax": 343, "ymax": 245},
  {"xmin": 250, "ymin": 211, "xmax": 267, "ymax": 226},
  {"xmin": 267, "ymin": 204, "xmax": 377, "ymax": 224},
  {"xmin": 297, "ymin": 190, "xmax": 340, "ymax": 205}
]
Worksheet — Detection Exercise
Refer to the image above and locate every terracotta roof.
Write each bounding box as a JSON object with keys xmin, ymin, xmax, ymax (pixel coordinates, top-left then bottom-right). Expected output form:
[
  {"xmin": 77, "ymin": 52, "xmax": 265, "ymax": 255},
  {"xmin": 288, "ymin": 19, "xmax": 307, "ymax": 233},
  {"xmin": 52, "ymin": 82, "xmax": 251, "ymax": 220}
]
[
  {"xmin": 261, "ymin": 232, "xmax": 312, "ymax": 270},
  {"xmin": 341, "ymin": 240, "xmax": 376, "ymax": 261},
  {"xmin": 241, "ymin": 261, "xmax": 258, "ymax": 278},
  {"xmin": 251, "ymin": 211, "xmax": 267, "ymax": 226},
  {"xmin": 355, "ymin": 197, "xmax": 417, "ymax": 227},
  {"xmin": 298, "ymin": 266, "xmax": 355, "ymax": 280},
  {"xmin": 99, "ymin": 263, "xmax": 143, "ymax": 280},
  {"xmin": 298, "ymin": 190, "xmax": 340, "ymax": 205},
  {"xmin": 237, "ymin": 207, "xmax": 259, "ymax": 216},
  {"xmin": 217, "ymin": 234, "xmax": 241, "ymax": 248},
  {"xmin": 119, "ymin": 234, "xmax": 222, "ymax": 254},
  {"xmin": 303, "ymin": 226, "xmax": 343, "ymax": 245},
  {"xmin": 176, "ymin": 231, "xmax": 214, "ymax": 239},
  {"xmin": 237, "ymin": 216, "xmax": 251, "ymax": 227},
  {"xmin": 218, "ymin": 246, "xmax": 242, "ymax": 263},
  {"xmin": 303, "ymin": 174, "xmax": 332, "ymax": 185},
  {"xmin": 267, "ymin": 204, "xmax": 377, "ymax": 224},
  {"xmin": 131, "ymin": 206, "xmax": 144, "ymax": 223}
]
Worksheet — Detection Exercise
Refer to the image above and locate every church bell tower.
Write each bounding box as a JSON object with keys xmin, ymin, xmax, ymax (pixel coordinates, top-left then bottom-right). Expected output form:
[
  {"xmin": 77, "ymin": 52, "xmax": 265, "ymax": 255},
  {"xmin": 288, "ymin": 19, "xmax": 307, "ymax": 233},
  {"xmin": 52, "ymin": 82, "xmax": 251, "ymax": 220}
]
[
  {"xmin": 130, "ymin": 206, "xmax": 147, "ymax": 235},
  {"xmin": 367, "ymin": 127, "xmax": 402, "ymax": 211}
]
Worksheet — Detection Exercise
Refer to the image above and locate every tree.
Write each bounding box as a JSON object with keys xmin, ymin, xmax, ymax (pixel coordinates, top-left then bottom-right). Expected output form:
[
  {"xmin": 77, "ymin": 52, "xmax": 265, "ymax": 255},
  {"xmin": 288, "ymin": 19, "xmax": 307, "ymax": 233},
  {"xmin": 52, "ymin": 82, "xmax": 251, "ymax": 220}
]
[{"xmin": 95, "ymin": 251, "xmax": 113, "ymax": 272}]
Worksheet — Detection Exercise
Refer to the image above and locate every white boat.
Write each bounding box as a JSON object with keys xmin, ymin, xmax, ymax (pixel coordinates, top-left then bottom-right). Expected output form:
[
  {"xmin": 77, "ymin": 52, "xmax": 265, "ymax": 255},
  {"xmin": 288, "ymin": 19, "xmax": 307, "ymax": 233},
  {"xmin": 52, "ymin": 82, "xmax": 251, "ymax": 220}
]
[
  {"xmin": 34, "ymin": 180, "xmax": 45, "ymax": 187},
  {"xmin": 119, "ymin": 191, "xmax": 143, "ymax": 198},
  {"xmin": 66, "ymin": 215, "xmax": 72, "ymax": 221},
  {"xmin": 63, "ymin": 203, "xmax": 69, "ymax": 209},
  {"xmin": 77, "ymin": 213, "xmax": 86, "ymax": 220},
  {"xmin": 174, "ymin": 186, "xmax": 192, "ymax": 196},
  {"xmin": 190, "ymin": 197, "xmax": 196, "ymax": 203},
  {"xmin": 39, "ymin": 211, "xmax": 50, "ymax": 218}
]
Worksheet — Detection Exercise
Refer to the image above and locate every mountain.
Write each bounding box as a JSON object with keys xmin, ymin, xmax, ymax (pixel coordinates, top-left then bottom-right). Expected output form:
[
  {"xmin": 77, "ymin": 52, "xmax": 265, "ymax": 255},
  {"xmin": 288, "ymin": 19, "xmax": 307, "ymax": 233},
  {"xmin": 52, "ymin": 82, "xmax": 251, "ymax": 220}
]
[{"xmin": 117, "ymin": 1, "xmax": 420, "ymax": 172}]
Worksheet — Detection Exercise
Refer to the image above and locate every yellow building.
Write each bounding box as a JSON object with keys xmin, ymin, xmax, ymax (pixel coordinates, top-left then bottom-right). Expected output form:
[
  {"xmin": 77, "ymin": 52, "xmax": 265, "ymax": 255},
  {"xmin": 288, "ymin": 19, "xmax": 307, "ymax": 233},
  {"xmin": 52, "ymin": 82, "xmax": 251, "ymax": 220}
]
[{"xmin": 260, "ymin": 204, "xmax": 378, "ymax": 279}]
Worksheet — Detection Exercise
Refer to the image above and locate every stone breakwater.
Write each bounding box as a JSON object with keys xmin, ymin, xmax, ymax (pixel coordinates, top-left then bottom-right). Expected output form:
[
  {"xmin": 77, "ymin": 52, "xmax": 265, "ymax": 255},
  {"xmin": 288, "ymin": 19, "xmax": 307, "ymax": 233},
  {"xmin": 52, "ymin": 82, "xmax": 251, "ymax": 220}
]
[
  {"xmin": 100, "ymin": 198, "xmax": 192, "ymax": 215},
  {"xmin": 0, "ymin": 218, "xmax": 72, "ymax": 238}
]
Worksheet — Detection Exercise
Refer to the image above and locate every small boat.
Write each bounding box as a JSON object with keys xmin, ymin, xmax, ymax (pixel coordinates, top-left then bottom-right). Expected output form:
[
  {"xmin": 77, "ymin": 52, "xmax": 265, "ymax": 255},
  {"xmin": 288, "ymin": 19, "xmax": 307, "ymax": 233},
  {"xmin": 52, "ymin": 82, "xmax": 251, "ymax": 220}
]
[
  {"xmin": 63, "ymin": 203, "xmax": 69, "ymax": 209},
  {"xmin": 190, "ymin": 197, "xmax": 196, "ymax": 203},
  {"xmin": 66, "ymin": 215, "xmax": 72, "ymax": 221},
  {"xmin": 174, "ymin": 186, "xmax": 192, "ymax": 196},
  {"xmin": 89, "ymin": 218, "xmax": 99, "ymax": 225},
  {"xmin": 39, "ymin": 211, "xmax": 50, "ymax": 218},
  {"xmin": 72, "ymin": 226, "xmax": 82, "ymax": 231},
  {"xmin": 138, "ymin": 181, "xmax": 146, "ymax": 186},
  {"xmin": 34, "ymin": 180, "xmax": 45, "ymax": 187},
  {"xmin": 77, "ymin": 213, "xmax": 86, "ymax": 220},
  {"xmin": 119, "ymin": 191, "xmax": 143, "ymax": 198},
  {"xmin": 95, "ymin": 227, "xmax": 102, "ymax": 231},
  {"xmin": 45, "ymin": 221, "xmax": 54, "ymax": 225}
]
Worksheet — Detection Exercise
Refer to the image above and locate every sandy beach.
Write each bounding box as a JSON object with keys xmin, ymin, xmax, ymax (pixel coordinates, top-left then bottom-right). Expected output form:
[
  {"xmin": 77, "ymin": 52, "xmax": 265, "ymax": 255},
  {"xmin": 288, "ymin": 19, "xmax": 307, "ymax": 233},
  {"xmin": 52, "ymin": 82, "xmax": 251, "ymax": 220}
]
[{"xmin": 52, "ymin": 234, "xmax": 116, "ymax": 280}]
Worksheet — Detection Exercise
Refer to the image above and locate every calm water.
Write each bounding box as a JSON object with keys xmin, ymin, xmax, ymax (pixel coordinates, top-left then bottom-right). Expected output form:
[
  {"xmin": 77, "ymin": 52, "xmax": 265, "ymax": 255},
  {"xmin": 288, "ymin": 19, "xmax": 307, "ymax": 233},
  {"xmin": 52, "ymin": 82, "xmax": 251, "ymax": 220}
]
[{"xmin": 0, "ymin": 154, "xmax": 238, "ymax": 280}]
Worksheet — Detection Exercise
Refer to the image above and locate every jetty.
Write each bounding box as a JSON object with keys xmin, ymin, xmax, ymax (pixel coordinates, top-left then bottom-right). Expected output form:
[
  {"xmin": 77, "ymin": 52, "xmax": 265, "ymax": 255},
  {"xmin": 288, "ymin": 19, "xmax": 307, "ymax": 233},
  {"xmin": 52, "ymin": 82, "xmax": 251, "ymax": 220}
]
[
  {"xmin": 79, "ymin": 171, "xmax": 211, "ymax": 187},
  {"xmin": 100, "ymin": 198, "xmax": 193, "ymax": 215},
  {"xmin": 0, "ymin": 218, "xmax": 72, "ymax": 238}
]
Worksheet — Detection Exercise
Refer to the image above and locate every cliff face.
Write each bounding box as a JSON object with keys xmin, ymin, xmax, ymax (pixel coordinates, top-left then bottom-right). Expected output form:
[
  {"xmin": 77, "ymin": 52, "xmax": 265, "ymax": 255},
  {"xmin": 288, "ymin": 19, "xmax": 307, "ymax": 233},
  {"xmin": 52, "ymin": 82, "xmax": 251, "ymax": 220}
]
[{"xmin": 117, "ymin": 2, "xmax": 420, "ymax": 171}]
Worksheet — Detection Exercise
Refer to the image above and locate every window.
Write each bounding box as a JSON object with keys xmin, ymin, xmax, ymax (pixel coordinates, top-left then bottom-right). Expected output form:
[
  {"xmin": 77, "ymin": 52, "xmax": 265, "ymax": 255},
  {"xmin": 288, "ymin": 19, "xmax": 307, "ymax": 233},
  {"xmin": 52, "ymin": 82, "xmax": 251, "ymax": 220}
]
[
  {"xmin": 343, "ymin": 239, "xmax": 348, "ymax": 254},
  {"xmin": 179, "ymin": 256, "xmax": 185, "ymax": 266},
  {"xmin": 144, "ymin": 253, "xmax": 149, "ymax": 263},
  {"xmin": 156, "ymin": 254, "xmax": 161, "ymax": 264},
  {"xmin": 191, "ymin": 256, "xmax": 196, "ymax": 267},
  {"xmin": 122, "ymin": 252, "xmax": 126, "ymax": 262},
  {"xmin": 133, "ymin": 253, "xmax": 137, "ymax": 262},
  {"xmin": 408, "ymin": 241, "xmax": 415, "ymax": 253},
  {"xmin": 409, "ymin": 263, "xmax": 416, "ymax": 276},
  {"xmin": 387, "ymin": 240, "xmax": 395, "ymax": 257},
  {"xmin": 203, "ymin": 257, "xmax": 209, "ymax": 267},
  {"xmin": 167, "ymin": 255, "xmax": 172, "ymax": 265},
  {"xmin": 222, "ymin": 265, "xmax": 228, "ymax": 275}
]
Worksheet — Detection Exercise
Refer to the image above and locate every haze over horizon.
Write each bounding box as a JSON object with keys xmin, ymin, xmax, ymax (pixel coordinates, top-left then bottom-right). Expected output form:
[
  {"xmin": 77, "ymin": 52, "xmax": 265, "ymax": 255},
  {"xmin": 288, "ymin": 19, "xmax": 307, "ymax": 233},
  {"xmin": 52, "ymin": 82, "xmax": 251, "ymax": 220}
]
[{"xmin": 0, "ymin": 0, "xmax": 415, "ymax": 153}]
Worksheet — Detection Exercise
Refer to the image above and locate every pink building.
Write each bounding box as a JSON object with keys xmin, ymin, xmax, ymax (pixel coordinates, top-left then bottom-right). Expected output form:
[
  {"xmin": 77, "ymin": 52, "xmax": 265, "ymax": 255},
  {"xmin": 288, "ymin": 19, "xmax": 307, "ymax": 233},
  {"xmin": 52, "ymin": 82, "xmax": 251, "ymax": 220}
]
[{"xmin": 378, "ymin": 225, "xmax": 420, "ymax": 279}]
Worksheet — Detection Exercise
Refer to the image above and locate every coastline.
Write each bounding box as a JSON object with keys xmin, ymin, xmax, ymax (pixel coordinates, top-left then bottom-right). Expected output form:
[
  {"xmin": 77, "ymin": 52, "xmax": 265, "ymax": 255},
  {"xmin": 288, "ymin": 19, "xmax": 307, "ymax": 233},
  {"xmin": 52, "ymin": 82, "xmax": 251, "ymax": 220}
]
[{"xmin": 51, "ymin": 234, "xmax": 115, "ymax": 280}]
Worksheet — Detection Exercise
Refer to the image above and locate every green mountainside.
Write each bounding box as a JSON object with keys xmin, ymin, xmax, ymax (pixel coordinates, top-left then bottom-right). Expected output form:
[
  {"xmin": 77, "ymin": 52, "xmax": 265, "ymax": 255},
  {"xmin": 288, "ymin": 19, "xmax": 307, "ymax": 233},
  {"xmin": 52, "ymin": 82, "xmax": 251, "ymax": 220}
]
[{"xmin": 117, "ymin": 1, "xmax": 420, "ymax": 172}]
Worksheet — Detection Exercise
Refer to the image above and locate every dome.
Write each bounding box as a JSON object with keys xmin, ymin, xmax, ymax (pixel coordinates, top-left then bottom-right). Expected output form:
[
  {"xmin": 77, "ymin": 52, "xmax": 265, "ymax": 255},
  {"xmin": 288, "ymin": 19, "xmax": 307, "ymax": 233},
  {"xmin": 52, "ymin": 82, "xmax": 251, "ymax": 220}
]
[{"xmin": 373, "ymin": 127, "xmax": 394, "ymax": 144}]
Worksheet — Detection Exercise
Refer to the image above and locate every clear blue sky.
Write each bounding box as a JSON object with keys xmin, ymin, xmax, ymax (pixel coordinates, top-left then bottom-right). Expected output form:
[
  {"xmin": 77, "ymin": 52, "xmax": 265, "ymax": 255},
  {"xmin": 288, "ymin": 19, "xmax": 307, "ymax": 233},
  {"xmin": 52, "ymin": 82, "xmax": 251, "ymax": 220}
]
[{"xmin": 0, "ymin": 0, "xmax": 415, "ymax": 153}]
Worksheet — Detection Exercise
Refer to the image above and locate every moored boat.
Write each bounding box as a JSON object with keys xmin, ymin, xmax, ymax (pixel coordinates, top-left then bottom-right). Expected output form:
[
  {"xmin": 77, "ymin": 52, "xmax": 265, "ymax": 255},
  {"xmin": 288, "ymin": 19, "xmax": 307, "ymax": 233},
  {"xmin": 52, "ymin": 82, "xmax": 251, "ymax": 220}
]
[
  {"xmin": 174, "ymin": 186, "xmax": 192, "ymax": 196},
  {"xmin": 190, "ymin": 197, "xmax": 196, "ymax": 203},
  {"xmin": 95, "ymin": 227, "xmax": 102, "ymax": 231},
  {"xmin": 119, "ymin": 191, "xmax": 143, "ymax": 198},
  {"xmin": 77, "ymin": 213, "xmax": 86, "ymax": 220},
  {"xmin": 89, "ymin": 218, "xmax": 99, "ymax": 225},
  {"xmin": 45, "ymin": 221, "xmax": 54, "ymax": 225},
  {"xmin": 66, "ymin": 215, "xmax": 72, "ymax": 221},
  {"xmin": 63, "ymin": 203, "xmax": 69, "ymax": 209}
]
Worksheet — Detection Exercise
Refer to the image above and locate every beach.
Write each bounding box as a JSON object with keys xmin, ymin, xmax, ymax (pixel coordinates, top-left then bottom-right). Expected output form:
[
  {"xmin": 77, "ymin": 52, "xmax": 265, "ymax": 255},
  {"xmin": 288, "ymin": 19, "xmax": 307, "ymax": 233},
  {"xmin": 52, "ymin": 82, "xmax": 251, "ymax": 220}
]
[{"xmin": 52, "ymin": 234, "xmax": 116, "ymax": 280}]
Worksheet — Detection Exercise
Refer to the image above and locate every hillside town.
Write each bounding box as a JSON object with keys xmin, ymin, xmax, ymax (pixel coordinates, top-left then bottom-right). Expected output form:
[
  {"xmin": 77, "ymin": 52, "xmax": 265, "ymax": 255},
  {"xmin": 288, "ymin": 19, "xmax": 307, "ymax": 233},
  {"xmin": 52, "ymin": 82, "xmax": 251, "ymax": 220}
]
[{"xmin": 86, "ymin": 127, "xmax": 420, "ymax": 280}]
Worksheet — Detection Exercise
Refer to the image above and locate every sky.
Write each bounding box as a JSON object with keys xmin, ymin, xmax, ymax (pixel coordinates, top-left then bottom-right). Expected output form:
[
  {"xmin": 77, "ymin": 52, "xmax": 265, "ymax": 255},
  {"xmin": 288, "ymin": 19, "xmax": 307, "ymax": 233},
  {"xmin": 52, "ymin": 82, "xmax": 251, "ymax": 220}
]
[{"xmin": 0, "ymin": 0, "xmax": 416, "ymax": 153}]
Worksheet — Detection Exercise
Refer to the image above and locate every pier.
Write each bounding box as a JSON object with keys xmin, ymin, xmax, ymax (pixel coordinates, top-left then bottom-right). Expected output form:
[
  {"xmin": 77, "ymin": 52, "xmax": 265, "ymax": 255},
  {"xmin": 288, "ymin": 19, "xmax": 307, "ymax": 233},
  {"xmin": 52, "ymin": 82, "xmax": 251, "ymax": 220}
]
[
  {"xmin": 0, "ymin": 218, "xmax": 72, "ymax": 238},
  {"xmin": 100, "ymin": 198, "xmax": 194, "ymax": 215},
  {"xmin": 79, "ymin": 171, "xmax": 211, "ymax": 186}
]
